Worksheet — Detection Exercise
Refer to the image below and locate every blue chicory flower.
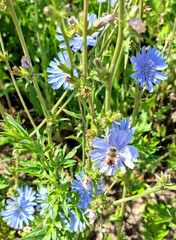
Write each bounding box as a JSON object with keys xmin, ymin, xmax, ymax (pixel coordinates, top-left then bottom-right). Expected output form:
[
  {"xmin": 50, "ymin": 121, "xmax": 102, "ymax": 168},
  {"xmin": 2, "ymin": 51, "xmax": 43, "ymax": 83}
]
[
  {"xmin": 97, "ymin": 0, "xmax": 117, "ymax": 8},
  {"xmin": 110, "ymin": 118, "xmax": 135, "ymax": 135},
  {"xmin": 61, "ymin": 209, "xmax": 86, "ymax": 232},
  {"xmin": 89, "ymin": 119, "xmax": 139, "ymax": 175},
  {"xmin": 56, "ymin": 14, "xmax": 100, "ymax": 51},
  {"xmin": 71, "ymin": 172, "xmax": 93, "ymax": 210},
  {"xmin": 69, "ymin": 209, "xmax": 86, "ymax": 232},
  {"xmin": 36, "ymin": 187, "xmax": 49, "ymax": 216},
  {"xmin": 1, "ymin": 186, "xmax": 36, "ymax": 229},
  {"xmin": 130, "ymin": 46, "xmax": 168, "ymax": 92},
  {"xmin": 71, "ymin": 172, "xmax": 104, "ymax": 210},
  {"xmin": 47, "ymin": 51, "xmax": 78, "ymax": 90},
  {"xmin": 36, "ymin": 187, "xmax": 54, "ymax": 218}
]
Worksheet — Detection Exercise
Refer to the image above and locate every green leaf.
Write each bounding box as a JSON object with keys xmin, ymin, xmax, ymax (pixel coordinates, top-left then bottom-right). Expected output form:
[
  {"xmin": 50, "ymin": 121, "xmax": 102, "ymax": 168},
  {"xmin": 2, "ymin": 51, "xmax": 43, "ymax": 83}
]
[
  {"xmin": 63, "ymin": 109, "xmax": 82, "ymax": 119},
  {"xmin": 65, "ymin": 145, "xmax": 80, "ymax": 160},
  {"xmin": 21, "ymin": 227, "xmax": 48, "ymax": 239}
]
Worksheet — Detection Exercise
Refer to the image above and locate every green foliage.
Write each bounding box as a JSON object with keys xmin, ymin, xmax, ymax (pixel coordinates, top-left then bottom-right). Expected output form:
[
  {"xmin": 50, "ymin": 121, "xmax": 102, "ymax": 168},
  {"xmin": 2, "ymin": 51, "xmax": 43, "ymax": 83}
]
[
  {"xmin": 141, "ymin": 201, "xmax": 176, "ymax": 240},
  {"xmin": 0, "ymin": 0, "xmax": 176, "ymax": 239}
]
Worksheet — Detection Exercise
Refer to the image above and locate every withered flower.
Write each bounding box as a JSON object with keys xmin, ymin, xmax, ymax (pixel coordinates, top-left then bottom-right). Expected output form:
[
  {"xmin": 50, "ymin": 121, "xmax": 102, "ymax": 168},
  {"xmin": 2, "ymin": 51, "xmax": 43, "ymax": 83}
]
[{"xmin": 129, "ymin": 18, "xmax": 146, "ymax": 34}]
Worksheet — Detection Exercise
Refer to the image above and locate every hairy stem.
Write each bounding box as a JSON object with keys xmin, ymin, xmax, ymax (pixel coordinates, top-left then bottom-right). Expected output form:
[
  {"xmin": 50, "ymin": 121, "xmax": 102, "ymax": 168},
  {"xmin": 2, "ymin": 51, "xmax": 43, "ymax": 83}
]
[
  {"xmin": 105, "ymin": 180, "xmax": 116, "ymax": 195},
  {"xmin": 167, "ymin": 18, "xmax": 176, "ymax": 59},
  {"xmin": 6, "ymin": 0, "xmax": 50, "ymax": 120},
  {"xmin": 117, "ymin": 174, "xmax": 128, "ymax": 240},
  {"xmin": 131, "ymin": 83, "xmax": 139, "ymax": 127},
  {"xmin": 97, "ymin": 27, "xmax": 116, "ymax": 58},
  {"xmin": 113, "ymin": 185, "xmax": 176, "ymax": 206},
  {"xmin": 105, "ymin": 0, "xmax": 124, "ymax": 112},
  {"xmin": 77, "ymin": 97, "xmax": 86, "ymax": 167},
  {"xmin": 6, "ymin": 0, "xmax": 31, "ymax": 65},
  {"xmin": 55, "ymin": 91, "xmax": 76, "ymax": 117},
  {"xmin": 89, "ymin": 3, "xmax": 119, "ymax": 58},
  {"xmin": 88, "ymin": 94, "xmax": 95, "ymax": 125}
]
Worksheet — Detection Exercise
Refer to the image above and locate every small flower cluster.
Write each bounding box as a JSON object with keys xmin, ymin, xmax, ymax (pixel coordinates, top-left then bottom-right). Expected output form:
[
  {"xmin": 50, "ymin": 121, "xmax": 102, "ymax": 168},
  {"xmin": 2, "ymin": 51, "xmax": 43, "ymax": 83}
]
[{"xmin": 1, "ymin": 175, "xmax": 104, "ymax": 233}]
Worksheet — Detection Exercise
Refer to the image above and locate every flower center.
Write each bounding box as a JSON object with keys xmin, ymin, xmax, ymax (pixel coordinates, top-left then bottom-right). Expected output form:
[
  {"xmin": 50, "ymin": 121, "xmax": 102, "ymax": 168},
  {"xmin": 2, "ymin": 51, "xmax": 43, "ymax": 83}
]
[{"xmin": 142, "ymin": 60, "xmax": 154, "ymax": 76}]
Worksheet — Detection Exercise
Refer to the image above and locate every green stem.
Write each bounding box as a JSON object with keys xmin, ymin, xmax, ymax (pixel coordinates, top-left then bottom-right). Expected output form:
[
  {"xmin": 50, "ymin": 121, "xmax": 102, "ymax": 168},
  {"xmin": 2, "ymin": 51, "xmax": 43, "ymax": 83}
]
[
  {"xmin": 106, "ymin": 0, "xmax": 124, "ymax": 112},
  {"xmin": 55, "ymin": 91, "xmax": 76, "ymax": 118},
  {"xmin": 0, "ymin": 82, "xmax": 12, "ymax": 111},
  {"xmin": 0, "ymin": 33, "xmax": 36, "ymax": 129},
  {"xmin": 0, "ymin": 101, "xmax": 6, "ymax": 119},
  {"xmin": 33, "ymin": 79, "xmax": 49, "ymax": 119},
  {"xmin": 77, "ymin": 97, "xmax": 86, "ymax": 167},
  {"xmin": 88, "ymin": 94, "xmax": 95, "ymax": 124},
  {"xmin": 105, "ymin": 180, "xmax": 116, "ymax": 195},
  {"xmin": 15, "ymin": 154, "xmax": 19, "ymax": 188},
  {"xmin": 6, "ymin": 0, "xmax": 50, "ymax": 121},
  {"xmin": 6, "ymin": 0, "xmax": 31, "ymax": 65},
  {"xmin": 131, "ymin": 0, "xmax": 143, "ymax": 127},
  {"xmin": 97, "ymin": 27, "xmax": 116, "ymax": 58},
  {"xmin": 60, "ymin": 19, "xmax": 74, "ymax": 78},
  {"xmin": 139, "ymin": 0, "xmax": 143, "ymax": 19},
  {"xmin": 30, "ymin": 90, "xmax": 75, "ymax": 137},
  {"xmin": 83, "ymin": 0, "xmax": 89, "ymax": 79},
  {"xmin": 79, "ymin": 96, "xmax": 91, "ymax": 114},
  {"xmin": 131, "ymin": 83, "xmax": 139, "ymax": 127},
  {"xmin": 108, "ymin": 0, "xmax": 111, "ymax": 13},
  {"xmin": 52, "ymin": 89, "xmax": 69, "ymax": 113},
  {"xmin": 89, "ymin": 3, "xmax": 119, "ymax": 58},
  {"xmin": 167, "ymin": 18, "xmax": 176, "ymax": 59},
  {"xmin": 113, "ymin": 185, "xmax": 176, "ymax": 206},
  {"xmin": 98, "ymin": 2, "xmax": 102, "ymax": 18},
  {"xmin": 35, "ymin": 1, "xmax": 50, "ymax": 105},
  {"xmin": 117, "ymin": 174, "xmax": 128, "ymax": 240},
  {"xmin": 113, "ymin": 45, "xmax": 124, "ymax": 108}
]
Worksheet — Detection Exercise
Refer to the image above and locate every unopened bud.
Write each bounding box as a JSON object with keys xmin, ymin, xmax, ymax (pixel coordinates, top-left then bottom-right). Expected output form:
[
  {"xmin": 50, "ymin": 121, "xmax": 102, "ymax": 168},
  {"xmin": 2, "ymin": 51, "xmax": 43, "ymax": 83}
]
[
  {"xmin": 129, "ymin": 6, "xmax": 139, "ymax": 18},
  {"xmin": 56, "ymin": 62, "xmax": 69, "ymax": 73},
  {"xmin": 65, "ymin": 4, "xmax": 71, "ymax": 12},
  {"xmin": 21, "ymin": 56, "xmax": 30, "ymax": 69},
  {"xmin": 12, "ymin": 66, "xmax": 21, "ymax": 76},
  {"xmin": 94, "ymin": 70, "xmax": 101, "ymax": 77},
  {"xmin": 95, "ymin": 13, "xmax": 118, "ymax": 28},
  {"xmin": 86, "ymin": 132, "xmax": 95, "ymax": 141},
  {"xmin": 0, "ymin": 51, "xmax": 7, "ymax": 61},
  {"xmin": 0, "ymin": 3, "xmax": 6, "ymax": 11},
  {"xmin": 88, "ymin": 210, "xmax": 97, "ymax": 225},
  {"xmin": 94, "ymin": 58, "xmax": 102, "ymax": 69},
  {"xmin": 43, "ymin": 5, "xmax": 55, "ymax": 18},
  {"xmin": 79, "ymin": 12, "xmax": 84, "ymax": 23},
  {"xmin": 129, "ymin": 18, "xmax": 146, "ymax": 34},
  {"xmin": 83, "ymin": 87, "xmax": 91, "ymax": 97},
  {"xmin": 102, "ymin": 118, "xmax": 107, "ymax": 124},
  {"xmin": 68, "ymin": 17, "xmax": 76, "ymax": 25}
]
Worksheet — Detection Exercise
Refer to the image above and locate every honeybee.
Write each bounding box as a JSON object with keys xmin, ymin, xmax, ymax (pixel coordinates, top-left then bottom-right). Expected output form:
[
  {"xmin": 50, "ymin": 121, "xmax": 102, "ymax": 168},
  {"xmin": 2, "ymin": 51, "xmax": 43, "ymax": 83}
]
[{"xmin": 106, "ymin": 147, "xmax": 117, "ymax": 166}]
